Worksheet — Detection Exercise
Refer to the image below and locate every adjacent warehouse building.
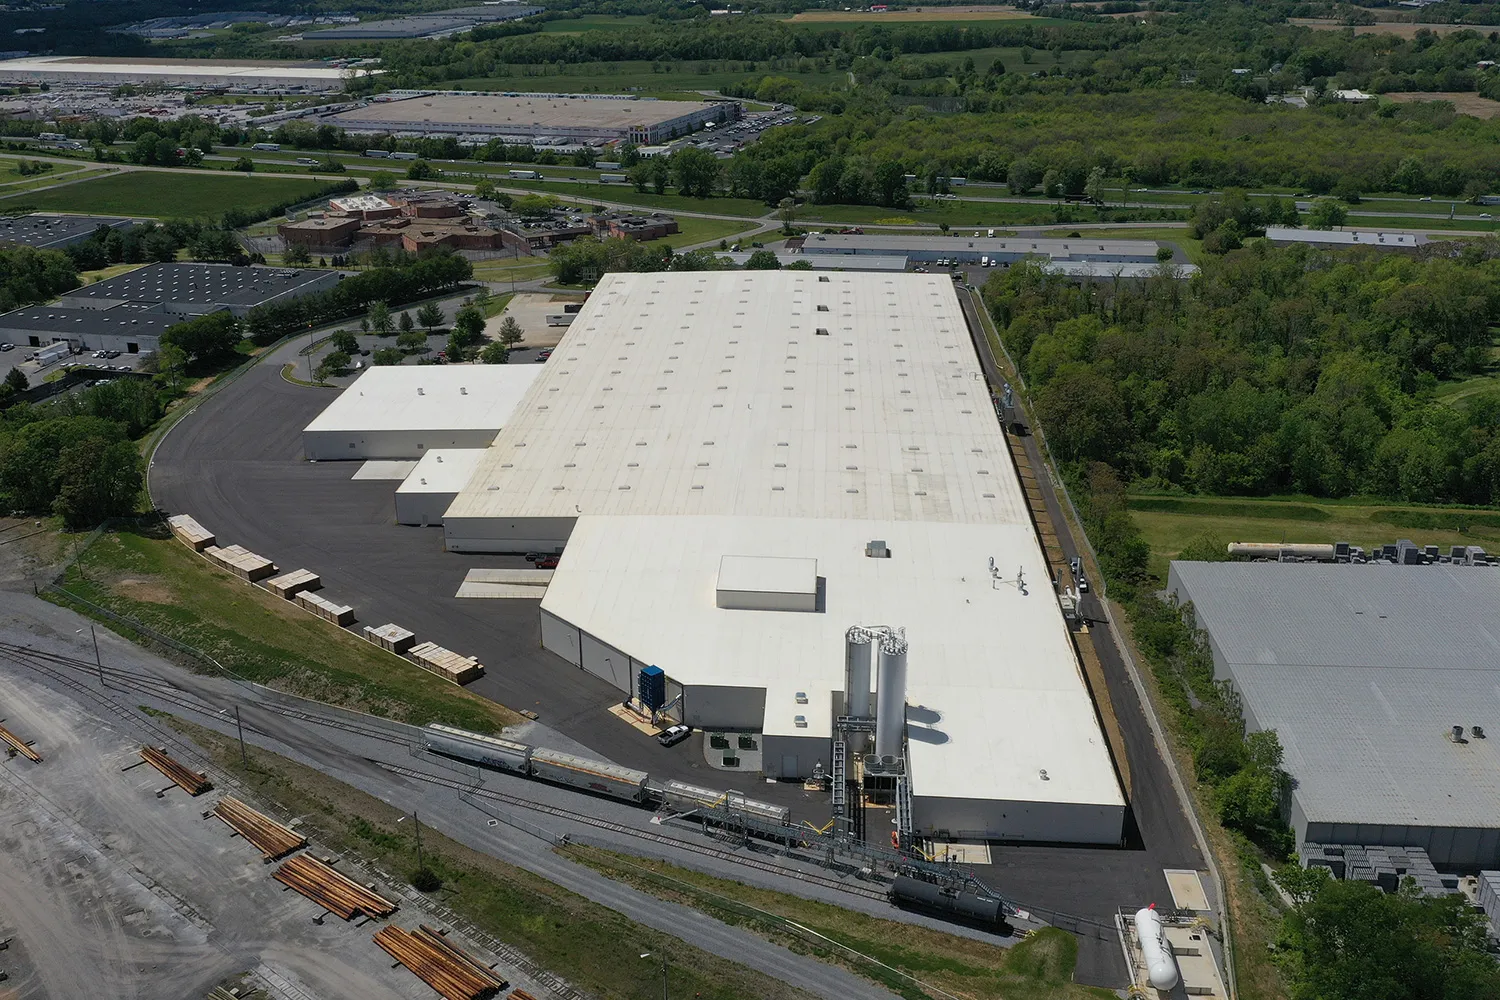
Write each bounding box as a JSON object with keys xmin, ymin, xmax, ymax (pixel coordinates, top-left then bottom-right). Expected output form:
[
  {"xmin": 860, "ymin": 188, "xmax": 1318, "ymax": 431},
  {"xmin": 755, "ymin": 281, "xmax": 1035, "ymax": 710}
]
[
  {"xmin": 1264, "ymin": 227, "xmax": 1426, "ymax": 252},
  {"xmin": 796, "ymin": 233, "xmax": 1164, "ymax": 266},
  {"xmin": 0, "ymin": 56, "xmax": 360, "ymax": 91},
  {"xmin": 0, "ymin": 214, "xmax": 137, "ymax": 250},
  {"xmin": 323, "ymin": 93, "xmax": 740, "ymax": 144},
  {"xmin": 0, "ymin": 262, "xmax": 339, "ymax": 355},
  {"xmin": 304, "ymin": 5, "xmax": 542, "ymax": 39},
  {"xmin": 1169, "ymin": 561, "xmax": 1500, "ymax": 868},
  {"xmin": 302, "ymin": 365, "xmax": 542, "ymax": 460},
  {"xmin": 440, "ymin": 271, "xmax": 1126, "ymax": 845}
]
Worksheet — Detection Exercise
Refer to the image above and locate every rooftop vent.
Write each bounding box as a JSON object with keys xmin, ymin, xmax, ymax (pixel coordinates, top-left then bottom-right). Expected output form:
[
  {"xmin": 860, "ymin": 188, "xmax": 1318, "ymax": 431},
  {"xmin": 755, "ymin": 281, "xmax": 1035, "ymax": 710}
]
[
  {"xmin": 795, "ymin": 691, "xmax": 808, "ymax": 704},
  {"xmin": 1451, "ymin": 725, "xmax": 1468, "ymax": 744},
  {"xmin": 794, "ymin": 715, "xmax": 807, "ymax": 728},
  {"xmin": 866, "ymin": 540, "xmax": 890, "ymax": 559},
  {"xmin": 1474, "ymin": 726, "xmax": 1487, "ymax": 739}
]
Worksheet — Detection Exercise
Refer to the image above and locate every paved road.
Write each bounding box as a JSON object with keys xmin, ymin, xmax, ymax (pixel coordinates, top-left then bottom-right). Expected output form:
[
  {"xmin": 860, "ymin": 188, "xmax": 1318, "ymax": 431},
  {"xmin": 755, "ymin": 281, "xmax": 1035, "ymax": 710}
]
[{"xmin": 954, "ymin": 285, "xmax": 1206, "ymax": 977}]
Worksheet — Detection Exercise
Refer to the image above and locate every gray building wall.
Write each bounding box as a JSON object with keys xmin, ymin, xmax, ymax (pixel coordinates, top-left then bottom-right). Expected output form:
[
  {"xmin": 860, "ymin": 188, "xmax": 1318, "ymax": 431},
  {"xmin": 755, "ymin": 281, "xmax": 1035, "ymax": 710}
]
[
  {"xmin": 762, "ymin": 733, "xmax": 831, "ymax": 779},
  {"xmin": 443, "ymin": 514, "xmax": 575, "ymax": 553},
  {"xmin": 912, "ymin": 795, "xmax": 1125, "ymax": 845},
  {"xmin": 303, "ymin": 427, "xmax": 501, "ymax": 461}
]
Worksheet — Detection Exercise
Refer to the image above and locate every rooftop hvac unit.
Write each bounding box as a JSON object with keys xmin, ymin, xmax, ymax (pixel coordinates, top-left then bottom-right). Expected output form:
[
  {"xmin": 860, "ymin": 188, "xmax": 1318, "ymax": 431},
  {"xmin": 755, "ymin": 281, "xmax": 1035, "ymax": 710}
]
[{"xmin": 865, "ymin": 540, "xmax": 890, "ymax": 558}]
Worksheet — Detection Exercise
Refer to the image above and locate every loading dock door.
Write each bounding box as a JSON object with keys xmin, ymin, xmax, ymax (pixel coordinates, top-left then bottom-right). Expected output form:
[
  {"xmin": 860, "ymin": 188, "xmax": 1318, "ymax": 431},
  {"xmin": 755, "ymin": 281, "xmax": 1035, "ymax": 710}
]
[{"xmin": 781, "ymin": 754, "xmax": 798, "ymax": 777}]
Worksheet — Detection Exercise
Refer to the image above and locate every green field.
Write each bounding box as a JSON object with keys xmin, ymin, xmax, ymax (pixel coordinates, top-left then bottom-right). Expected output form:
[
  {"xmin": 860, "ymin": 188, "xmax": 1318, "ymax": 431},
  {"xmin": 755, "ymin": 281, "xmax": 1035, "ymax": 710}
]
[
  {"xmin": 49, "ymin": 526, "xmax": 517, "ymax": 732},
  {"xmin": 446, "ymin": 57, "xmax": 840, "ymax": 99},
  {"xmin": 0, "ymin": 170, "xmax": 345, "ymax": 218},
  {"xmin": 660, "ymin": 215, "xmax": 760, "ymax": 248},
  {"xmin": 1128, "ymin": 494, "xmax": 1500, "ymax": 579},
  {"xmin": 540, "ymin": 13, "xmax": 655, "ymax": 32}
]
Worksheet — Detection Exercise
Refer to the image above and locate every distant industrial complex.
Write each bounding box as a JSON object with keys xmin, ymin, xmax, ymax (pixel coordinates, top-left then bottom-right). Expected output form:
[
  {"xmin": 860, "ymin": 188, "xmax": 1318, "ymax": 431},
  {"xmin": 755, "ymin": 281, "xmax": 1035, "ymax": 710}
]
[
  {"xmin": 303, "ymin": 4, "xmax": 543, "ymax": 40},
  {"xmin": 0, "ymin": 55, "xmax": 364, "ymax": 91},
  {"xmin": 322, "ymin": 93, "xmax": 741, "ymax": 145},
  {"xmin": 0, "ymin": 261, "xmax": 337, "ymax": 355}
]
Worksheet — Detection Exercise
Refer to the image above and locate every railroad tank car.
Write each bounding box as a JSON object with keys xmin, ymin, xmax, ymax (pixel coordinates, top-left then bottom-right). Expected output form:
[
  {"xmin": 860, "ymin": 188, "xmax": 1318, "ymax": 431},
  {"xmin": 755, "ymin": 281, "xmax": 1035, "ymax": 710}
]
[
  {"xmin": 658, "ymin": 780, "xmax": 792, "ymax": 826},
  {"xmin": 889, "ymin": 873, "xmax": 1007, "ymax": 928},
  {"xmin": 529, "ymin": 747, "xmax": 650, "ymax": 802},
  {"xmin": 422, "ymin": 724, "xmax": 532, "ymax": 773}
]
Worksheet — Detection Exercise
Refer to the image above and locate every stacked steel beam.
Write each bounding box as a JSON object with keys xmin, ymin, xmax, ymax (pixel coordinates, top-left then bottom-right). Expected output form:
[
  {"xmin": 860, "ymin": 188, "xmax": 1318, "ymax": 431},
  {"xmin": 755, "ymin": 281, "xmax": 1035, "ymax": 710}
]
[
  {"xmin": 213, "ymin": 796, "xmax": 308, "ymax": 860},
  {"xmin": 273, "ymin": 854, "xmax": 397, "ymax": 919},
  {"xmin": 0, "ymin": 722, "xmax": 40, "ymax": 762},
  {"xmin": 140, "ymin": 746, "xmax": 212, "ymax": 795},
  {"xmin": 373, "ymin": 924, "xmax": 505, "ymax": 1000}
]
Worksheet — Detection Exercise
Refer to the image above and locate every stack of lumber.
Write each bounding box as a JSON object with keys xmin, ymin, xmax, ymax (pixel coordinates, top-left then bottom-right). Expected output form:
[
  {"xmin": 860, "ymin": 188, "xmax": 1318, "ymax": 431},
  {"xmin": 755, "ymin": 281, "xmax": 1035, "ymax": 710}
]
[
  {"xmin": 166, "ymin": 514, "xmax": 215, "ymax": 551},
  {"xmin": 140, "ymin": 746, "xmax": 212, "ymax": 795},
  {"xmin": 507, "ymin": 991, "xmax": 539, "ymax": 1000},
  {"xmin": 265, "ymin": 568, "xmax": 321, "ymax": 599},
  {"xmin": 410, "ymin": 641, "xmax": 484, "ymax": 684},
  {"xmin": 0, "ymin": 722, "xmax": 40, "ymax": 762},
  {"xmin": 213, "ymin": 796, "xmax": 307, "ymax": 860},
  {"xmin": 373, "ymin": 924, "xmax": 505, "ymax": 1000},
  {"xmin": 205, "ymin": 544, "xmax": 276, "ymax": 582},
  {"xmin": 295, "ymin": 590, "xmax": 355, "ymax": 626},
  {"xmin": 364, "ymin": 622, "xmax": 416, "ymax": 654},
  {"xmin": 273, "ymin": 854, "xmax": 397, "ymax": 920}
]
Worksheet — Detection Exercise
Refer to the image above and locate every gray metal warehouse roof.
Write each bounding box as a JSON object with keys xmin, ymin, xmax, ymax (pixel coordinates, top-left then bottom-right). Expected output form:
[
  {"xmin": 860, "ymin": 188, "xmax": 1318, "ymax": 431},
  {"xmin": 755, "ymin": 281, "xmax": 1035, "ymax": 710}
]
[
  {"xmin": 0, "ymin": 213, "xmax": 136, "ymax": 250},
  {"xmin": 1169, "ymin": 561, "xmax": 1500, "ymax": 829},
  {"xmin": 60, "ymin": 263, "xmax": 334, "ymax": 309}
]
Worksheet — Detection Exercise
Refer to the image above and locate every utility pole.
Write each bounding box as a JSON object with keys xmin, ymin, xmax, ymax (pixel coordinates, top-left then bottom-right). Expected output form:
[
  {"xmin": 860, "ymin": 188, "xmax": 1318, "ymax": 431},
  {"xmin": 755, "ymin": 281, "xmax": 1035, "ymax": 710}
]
[
  {"xmin": 234, "ymin": 706, "xmax": 247, "ymax": 765},
  {"xmin": 77, "ymin": 626, "xmax": 102, "ymax": 687},
  {"xmin": 414, "ymin": 811, "xmax": 424, "ymax": 869}
]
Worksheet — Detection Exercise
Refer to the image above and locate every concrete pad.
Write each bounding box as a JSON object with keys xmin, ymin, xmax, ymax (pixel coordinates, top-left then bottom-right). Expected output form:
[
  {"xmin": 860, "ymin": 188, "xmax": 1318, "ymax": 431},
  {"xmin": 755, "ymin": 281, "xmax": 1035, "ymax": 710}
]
[
  {"xmin": 1164, "ymin": 868, "xmax": 1210, "ymax": 911},
  {"xmin": 929, "ymin": 840, "xmax": 992, "ymax": 865},
  {"xmin": 455, "ymin": 581, "xmax": 548, "ymax": 599},
  {"xmin": 352, "ymin": 459, "xmax": 418, "ymax": 480},
  {"xmin": 608, "ymin": 701, "xmax": 666, "ymax": 736},
  {"xmin": 1165, "ymin": 925, "xmax": 1227, "ymax": 999},
  {"xmin": 465, "ymin": 567, "xmax": 555, "ymax": 585},
  {"xmin": 484, "ymin": 291, "xmax": 585, "ymax": 349}
]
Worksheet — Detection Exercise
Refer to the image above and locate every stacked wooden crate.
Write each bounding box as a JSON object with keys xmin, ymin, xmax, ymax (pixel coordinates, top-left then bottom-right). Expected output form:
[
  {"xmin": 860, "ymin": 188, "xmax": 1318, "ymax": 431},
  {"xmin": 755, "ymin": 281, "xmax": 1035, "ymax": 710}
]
[
  {"xmin": 204, "ymin": 544, "xmax": 276, "ymax": 582},
  {"xmin": 364, "ymin": 623, "xmax": 416, "ymax": 654},
  {"xmin": 410, "ymin": 642, "xmax": 483, "ymax": 684},
  {"xmin": 265, "ymin": 568, "xmax": 321, "ymax": 599},
  {"xmin": 166, "ymin": 514, "xmax": 215, "ymax": 551},
  {"xmin": 295, "ymin": 591, "xmax": 355, "ymax": 626}
]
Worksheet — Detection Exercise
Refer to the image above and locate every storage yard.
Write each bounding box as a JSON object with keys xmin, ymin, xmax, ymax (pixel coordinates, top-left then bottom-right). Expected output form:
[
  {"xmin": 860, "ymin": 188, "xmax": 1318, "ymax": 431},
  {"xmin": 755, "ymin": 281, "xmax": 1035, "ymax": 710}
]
[{"xmin": 322, "ymin": 93, "xmax": 740, "ymax": 144}]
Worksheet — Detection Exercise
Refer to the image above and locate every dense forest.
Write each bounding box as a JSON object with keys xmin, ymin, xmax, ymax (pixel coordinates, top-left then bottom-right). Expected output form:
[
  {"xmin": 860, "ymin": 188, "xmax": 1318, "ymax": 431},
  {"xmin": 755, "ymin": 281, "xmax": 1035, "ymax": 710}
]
[{"xmin": 983, "ymin": 241, "xmax": 1500, "ymax": 506}]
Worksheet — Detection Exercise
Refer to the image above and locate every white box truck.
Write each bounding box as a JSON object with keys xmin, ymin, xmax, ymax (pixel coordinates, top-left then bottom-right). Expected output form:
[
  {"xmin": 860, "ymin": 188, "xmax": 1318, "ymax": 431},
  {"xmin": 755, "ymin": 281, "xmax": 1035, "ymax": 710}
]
[{"xmin": 35, "ymin": 341, "xmax": 71, "ymax": 367}]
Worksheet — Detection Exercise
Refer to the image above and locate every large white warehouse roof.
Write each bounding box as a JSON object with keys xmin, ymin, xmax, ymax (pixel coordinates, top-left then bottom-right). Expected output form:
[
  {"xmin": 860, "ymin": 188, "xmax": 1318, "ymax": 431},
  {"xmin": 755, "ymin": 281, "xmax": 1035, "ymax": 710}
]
[
  {"xmin": 441, "ymin": 272, "xmax": 1124, "ymax": 843},
  {"xmin": 444, "ymin": 270, "xmax": 1025, "ymax": 542}
]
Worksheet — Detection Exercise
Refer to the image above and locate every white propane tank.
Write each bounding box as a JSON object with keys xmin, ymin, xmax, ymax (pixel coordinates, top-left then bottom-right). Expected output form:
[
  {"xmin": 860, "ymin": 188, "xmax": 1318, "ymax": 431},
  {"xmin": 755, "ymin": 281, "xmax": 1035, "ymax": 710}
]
[{"xmin": 1133, "ymin": 905, "xmax": 1179, "ymax": 992}]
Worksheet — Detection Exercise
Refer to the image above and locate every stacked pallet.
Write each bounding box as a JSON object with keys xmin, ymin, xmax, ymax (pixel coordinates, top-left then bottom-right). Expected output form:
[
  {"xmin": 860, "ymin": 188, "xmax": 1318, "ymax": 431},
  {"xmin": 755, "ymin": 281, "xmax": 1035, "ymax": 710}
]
[
  {"xmin": 140, "ymin": 746, "xmax": 212, "ymax": 795},
  {"xmin": 373, "ymin": 924, "xmax": 505, "ymax": 1000},
  {"xmin": 365, "ymin": 623, "xmax": 416, "ymax": 654},
  {"xmin": 205, "ymin": 544, "xmax": 276, "ymax": 582},
  {"xmin": 273, "ymin": 854, "xmax": 396, "ymax": 919},
  {"xmin": 265, "ymin": 568, "xmax": 321, "ymax": 599},
  {"xmin": 213, "ymin": 796, "xmax": 308, "ymax": 861},
  {"xmin": 295, "ymin": 591, "xmax": 355, "ymax": 626},
  {"xmin": 410, "ymin": 642, "xmax": 484, "ymax": 684},
  {"xmin": 0, "ymin": 723, "xmax": 40, "ymax": 762},
  {"xmin": 166, "ymin": 514, "xmax": 215, "ymax": 551}
]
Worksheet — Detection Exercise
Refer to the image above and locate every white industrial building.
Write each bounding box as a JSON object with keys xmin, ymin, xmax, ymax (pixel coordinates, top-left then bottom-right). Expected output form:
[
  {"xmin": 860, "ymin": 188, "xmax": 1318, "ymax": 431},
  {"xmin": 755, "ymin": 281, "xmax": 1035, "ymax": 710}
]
[
  {"xmin": 302, "ymin": 365, "xmax": 542, "ymax": 460},
  {"xmin": 395, "ymin": 448, "xmax": 487, "ymax": 525},
  {"xmin": 797, "ymin": 233, "xmax": 1163, "ymax": 266},
  {"xmin": 440, "ymin": 271, "xmax": 1126, "ymax": 844},
  {"xmin": 0, "ymin": 56, "xmax": 360, "ymax": 91},
  {"xmin": 1264, "ymin": 227, "xmax": 1425, "ymax": 251}
]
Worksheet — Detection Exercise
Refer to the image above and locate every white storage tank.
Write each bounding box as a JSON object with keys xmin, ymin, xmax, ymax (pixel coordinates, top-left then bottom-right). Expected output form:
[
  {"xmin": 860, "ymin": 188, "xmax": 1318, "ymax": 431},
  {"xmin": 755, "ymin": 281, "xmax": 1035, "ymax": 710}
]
[
  {"xmin": 1133, "ymin": 905, "xmax": 1179, "ymax": 991},
  {"xmin": 875, "ymin": 631, "xmax": 908, "ymax": 758}
]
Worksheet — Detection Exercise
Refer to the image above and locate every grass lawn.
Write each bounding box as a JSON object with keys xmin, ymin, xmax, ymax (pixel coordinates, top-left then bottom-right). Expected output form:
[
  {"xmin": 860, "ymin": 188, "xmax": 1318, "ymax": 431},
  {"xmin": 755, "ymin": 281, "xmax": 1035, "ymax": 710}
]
[
  {"xmin": 661, "ymin": 215, "xmax": 759, "ymax": 248},
  {"xmin": 0, "ymin": 171, "xmax": 345, "ymax": 218},
  {"xmin": 78, "ymin": 262, "xmax": 150, "ymax": 284},
  {"xmin": 471, "ymin": 257, "xmax": 553, "ymax": 283},
  {"xmin": 169, "ymin": 716, "xmax": 821, "ymax": 1000},
  {"xmin": 446, "ymin": 58, "xmax": 842, "ymax": 98},
  {"xmin": 502, "ymin": 177, "xmax": 771, "ymax": 218},
  {"xmin": 48, "ymin": 525, "xmax": 518, "ymax": 732},
  {"xmin": 563, "ymin": 845, "xmax": 1114, "ymax": 1000},
  {"xmin": 540, "ymin": 13, "xmax": 655, "ymax": 31},
  {"xmin": 0, "ymin": 157, "xmax": 85, "ymax": 184},
  {"xmin": 1127, "ymin": 494, "xmax": 1500, "ymax": 580}
]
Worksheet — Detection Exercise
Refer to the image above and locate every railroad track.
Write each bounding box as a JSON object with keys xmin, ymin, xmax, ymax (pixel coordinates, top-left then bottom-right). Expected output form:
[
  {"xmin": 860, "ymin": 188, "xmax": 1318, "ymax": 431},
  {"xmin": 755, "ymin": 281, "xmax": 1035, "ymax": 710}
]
[{"xmin": 376, "ymin": 760, "xmax": 896, "ymax": 905}]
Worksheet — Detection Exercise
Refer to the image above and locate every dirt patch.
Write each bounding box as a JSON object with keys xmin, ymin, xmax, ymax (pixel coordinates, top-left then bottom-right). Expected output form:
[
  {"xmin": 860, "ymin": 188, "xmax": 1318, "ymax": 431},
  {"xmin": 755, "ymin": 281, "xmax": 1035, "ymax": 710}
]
[
  {"xmin": 1383, "ymin": 91, "xmax": 1500, "ymax": 118},
  {"xmin": 1290, "ymin": 18, "xmax": 1500, "ymax": 37},
  {"xmin": 115, "ymin": 577, "xmax": 175, "ymax": 604}
]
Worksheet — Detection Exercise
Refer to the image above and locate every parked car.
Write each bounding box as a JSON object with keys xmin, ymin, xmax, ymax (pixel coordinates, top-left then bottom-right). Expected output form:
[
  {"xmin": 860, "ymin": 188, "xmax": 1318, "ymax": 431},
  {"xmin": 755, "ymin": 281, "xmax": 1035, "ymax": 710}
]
[
  {"xmin": 534, "ymin": 555, "xmax": 560, "ymax": 569},
  {"xmin": 656, "ymin": 724, "xmax": 692, "ymax": 748},
  {"xmin": 0, "ymin": 343, "xmax": 12, "ymax": 352}
]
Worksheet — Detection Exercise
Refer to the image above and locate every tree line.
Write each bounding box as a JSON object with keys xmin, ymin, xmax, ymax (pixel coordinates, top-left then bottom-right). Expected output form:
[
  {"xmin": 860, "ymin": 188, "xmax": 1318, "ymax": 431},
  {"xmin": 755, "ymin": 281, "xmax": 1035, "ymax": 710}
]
[
  {"xmin": 245, "ymin": 250, "xmax": 471, "ymax": 343},
  {"xmin": 985, "ymin": 240, "xmax": 1500, "ymax": 507}
]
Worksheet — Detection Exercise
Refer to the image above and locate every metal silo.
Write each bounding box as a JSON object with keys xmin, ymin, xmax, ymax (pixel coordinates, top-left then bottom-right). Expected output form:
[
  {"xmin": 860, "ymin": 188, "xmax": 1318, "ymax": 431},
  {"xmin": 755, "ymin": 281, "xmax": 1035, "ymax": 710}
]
[
  {"xmin": 845, "ymin": 627, "xmax": 873, "ymax": 718},
  {"xmin": 875, "ymin": 630, "xmax": 908, "ymax": 758}
]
